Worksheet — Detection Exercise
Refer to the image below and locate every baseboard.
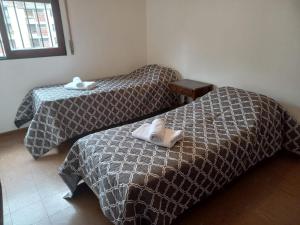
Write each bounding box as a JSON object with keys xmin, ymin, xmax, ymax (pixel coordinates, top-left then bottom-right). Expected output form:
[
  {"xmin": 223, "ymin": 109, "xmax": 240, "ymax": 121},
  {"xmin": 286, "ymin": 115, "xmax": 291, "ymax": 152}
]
[{"xmin": 0, "ymin": 127, "xmax": 27, "ymax": 138}]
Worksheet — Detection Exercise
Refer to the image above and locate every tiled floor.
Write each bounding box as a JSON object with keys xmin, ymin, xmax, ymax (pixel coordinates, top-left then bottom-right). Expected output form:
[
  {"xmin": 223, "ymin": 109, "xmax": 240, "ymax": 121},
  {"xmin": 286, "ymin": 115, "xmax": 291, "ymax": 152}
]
[
  {"xmin": 0, "ymin": 129, "xmax": 111, "ymax": 225},
  {"xmin": 0, "ymin": 129, "xmax": 300, "ymax": 225}
]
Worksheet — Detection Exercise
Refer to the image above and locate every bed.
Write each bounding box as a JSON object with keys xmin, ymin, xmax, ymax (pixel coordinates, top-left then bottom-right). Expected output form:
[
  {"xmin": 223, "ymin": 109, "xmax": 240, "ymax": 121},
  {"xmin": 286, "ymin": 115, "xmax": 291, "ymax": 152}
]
[
  {"xmin": 59, "ymin": 87, "xmax": 300, "ymax": 225},
  {"xmin": 15, "ymin": 65, "xmax": 179, "ymax": 159}
]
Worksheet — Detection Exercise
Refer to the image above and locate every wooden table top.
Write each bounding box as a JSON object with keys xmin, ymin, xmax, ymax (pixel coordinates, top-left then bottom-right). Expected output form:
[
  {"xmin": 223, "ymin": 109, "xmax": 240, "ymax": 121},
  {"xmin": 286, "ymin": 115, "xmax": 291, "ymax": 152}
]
[{"xmin": 170, "ymin": 79, "xmax": 213, "ymax": 91}]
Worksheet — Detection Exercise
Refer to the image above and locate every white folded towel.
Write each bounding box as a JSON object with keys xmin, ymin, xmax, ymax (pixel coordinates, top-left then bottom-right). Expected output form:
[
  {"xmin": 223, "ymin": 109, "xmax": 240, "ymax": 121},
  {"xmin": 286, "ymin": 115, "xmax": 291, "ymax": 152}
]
[
  {"xmin": 149, "ymin": 119, "xmax": 166, "ymax": 143},
  {"xmin": 132, "ymin": 123, "xmax": 183, "ymax": 148},
  {"xmin": 64, "ymin": 76, "xmax": 97, "ymax": 90},
  {"xmin": 73, "ymin": 77, "xmax": 84, "ymax": 88}
]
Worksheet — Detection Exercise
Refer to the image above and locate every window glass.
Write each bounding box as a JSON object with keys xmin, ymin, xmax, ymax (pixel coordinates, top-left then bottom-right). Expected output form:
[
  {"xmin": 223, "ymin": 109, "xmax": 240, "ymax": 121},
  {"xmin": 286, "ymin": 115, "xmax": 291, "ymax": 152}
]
[{"xmin": 0, "ymin": 0, "xmax": 66, "ymax": 59}]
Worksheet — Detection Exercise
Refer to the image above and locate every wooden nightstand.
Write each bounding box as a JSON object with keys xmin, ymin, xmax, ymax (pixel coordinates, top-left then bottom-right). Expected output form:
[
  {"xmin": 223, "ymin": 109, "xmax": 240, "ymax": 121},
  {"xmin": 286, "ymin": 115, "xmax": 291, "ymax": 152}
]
[{"xmin": 169, "ymin": 79, "xmax": 213, "ymax": 103}]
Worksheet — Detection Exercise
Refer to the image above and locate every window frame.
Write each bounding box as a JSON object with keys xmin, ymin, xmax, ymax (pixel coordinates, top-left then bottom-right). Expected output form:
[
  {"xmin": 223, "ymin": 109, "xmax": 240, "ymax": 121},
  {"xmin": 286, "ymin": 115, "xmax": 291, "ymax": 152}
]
[{"xmin": 0, "ymin": 0, "xmax": 66, "ymax": 60}]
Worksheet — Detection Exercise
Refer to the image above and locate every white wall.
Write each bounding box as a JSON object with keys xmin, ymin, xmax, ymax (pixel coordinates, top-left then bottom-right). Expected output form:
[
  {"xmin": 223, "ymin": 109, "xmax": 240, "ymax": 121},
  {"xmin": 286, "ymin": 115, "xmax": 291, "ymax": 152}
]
[
  {"xmin": 1, "ymin": 0, "xmax": 300, "ymax": 133},
  {"xmin": 0, "ymin": 0, "xmax": 147, "ymax": 133},
  {"xmin": 147, "ymin": 0, "xmax": 300, "ymax": 121}
]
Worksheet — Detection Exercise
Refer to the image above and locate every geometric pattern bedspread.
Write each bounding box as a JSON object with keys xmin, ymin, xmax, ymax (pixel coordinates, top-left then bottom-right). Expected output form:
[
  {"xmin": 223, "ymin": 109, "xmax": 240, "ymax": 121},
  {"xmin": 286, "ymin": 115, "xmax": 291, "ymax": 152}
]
[
  {"xmin": 59, "ymin": 87, "xmax": 300, "ymax": 225},
  {"xmin": 14, "ymin": 65, "xmax": 179, "ymax": 159}
]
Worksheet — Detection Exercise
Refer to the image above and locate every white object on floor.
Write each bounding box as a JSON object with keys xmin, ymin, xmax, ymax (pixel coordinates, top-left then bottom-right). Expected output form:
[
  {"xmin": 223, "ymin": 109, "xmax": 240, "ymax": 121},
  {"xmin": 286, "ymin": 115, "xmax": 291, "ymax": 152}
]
[
  {"xmin": 132, "ymin": 123, "xmax": 183, "ymax": 148},
  {"xmin": 64, "ymin": 76, "xmax": 97, "ymax": 90},
  {"xmin": 149, "ymin": 118, "xmax": 166, "ymax": 143}
]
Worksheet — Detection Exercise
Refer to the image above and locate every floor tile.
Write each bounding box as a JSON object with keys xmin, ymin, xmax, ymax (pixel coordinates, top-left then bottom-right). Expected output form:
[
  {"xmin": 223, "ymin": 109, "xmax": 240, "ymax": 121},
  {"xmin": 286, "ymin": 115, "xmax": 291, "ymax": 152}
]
[
  {"xmin": 10, "ymin": 201, "xmax": 48, "ymax": 225},
  {"xmin": 2, "ymin": 185, "xmax": 10, "ymax": 216},
  {"xmin": 42, "ymin": 192, "xmax": 73, "ymax": 217},
  {"xmin": 49, "ymin": 206, "xmax": 109, "ymax": 225},
  {"xmin": 3, "ymin": 213, "xmax": 13, "ymax": 225},
  {"xmin": 31, "ymin": 217, "xmax": 52, "ymax": 225},
  {"xmin": 5, "ymin": 176, "xmax": 41, "ymax": 213},
  {"xmin": 34, "ymin": 175, "xmax": 69, "ymax": 199}
]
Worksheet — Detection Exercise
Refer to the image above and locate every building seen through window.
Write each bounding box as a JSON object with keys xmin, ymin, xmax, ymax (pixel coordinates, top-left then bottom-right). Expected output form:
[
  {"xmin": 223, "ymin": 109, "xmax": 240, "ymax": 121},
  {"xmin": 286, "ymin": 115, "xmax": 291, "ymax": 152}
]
[{"xmin": 0, "ymin": 0, "xmax": 66, "ymax": 59}]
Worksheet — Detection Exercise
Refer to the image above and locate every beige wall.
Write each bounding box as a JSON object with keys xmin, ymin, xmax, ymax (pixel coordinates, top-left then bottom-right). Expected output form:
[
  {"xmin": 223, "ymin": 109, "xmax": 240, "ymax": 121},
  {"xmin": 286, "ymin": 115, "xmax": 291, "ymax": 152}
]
[
  {"xmin": 0, "ymin": 0, "xmax": 147, "ymax": 133},
  {"xmin": 147, "ymin": 0, "xmax": 300, "ymax": 121}
]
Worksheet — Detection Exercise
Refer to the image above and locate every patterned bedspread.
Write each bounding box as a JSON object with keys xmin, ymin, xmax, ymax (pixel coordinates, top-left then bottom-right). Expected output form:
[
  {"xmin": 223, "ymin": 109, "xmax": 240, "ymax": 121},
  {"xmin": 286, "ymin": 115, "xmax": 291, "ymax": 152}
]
[
  {"xmin": 15, "ymin": 65, "xmax": 179, "ymax": 159},
  {"xmin": 59, "ymin": 87, "xmax": 300, "ymax": 225}
]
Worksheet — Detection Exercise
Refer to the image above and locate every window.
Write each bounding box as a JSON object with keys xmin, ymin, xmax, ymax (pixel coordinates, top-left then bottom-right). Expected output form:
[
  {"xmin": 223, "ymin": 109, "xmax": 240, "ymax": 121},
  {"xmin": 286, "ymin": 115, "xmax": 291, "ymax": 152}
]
[{"xmin": 0, "ymin": 0, "xmax": 66, "ymax": 59}]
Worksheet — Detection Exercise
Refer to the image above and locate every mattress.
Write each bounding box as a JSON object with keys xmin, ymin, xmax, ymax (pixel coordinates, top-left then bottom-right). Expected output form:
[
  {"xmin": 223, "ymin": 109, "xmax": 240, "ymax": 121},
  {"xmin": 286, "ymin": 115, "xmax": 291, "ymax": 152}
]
[
  {"xmin": 15, "ymin": 65, "xmax": 179, "ymax": 159},
  {"xmin": 59, "ymin": 87, "xmax": 300, "ymax": 225}
]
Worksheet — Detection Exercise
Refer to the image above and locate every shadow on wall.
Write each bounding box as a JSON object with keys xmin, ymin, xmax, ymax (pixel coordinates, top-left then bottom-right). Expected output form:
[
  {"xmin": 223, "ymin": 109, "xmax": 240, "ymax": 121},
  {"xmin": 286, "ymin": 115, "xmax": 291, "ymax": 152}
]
[{"xmin": 281, "ymin": 102, "xmax": 300, "ymax": 123}]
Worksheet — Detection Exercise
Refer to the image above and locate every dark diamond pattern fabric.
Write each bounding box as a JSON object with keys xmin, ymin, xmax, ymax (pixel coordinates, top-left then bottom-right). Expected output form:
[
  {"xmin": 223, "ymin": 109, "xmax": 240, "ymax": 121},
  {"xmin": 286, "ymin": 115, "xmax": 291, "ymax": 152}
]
[
  {"xmin": 59, "ymin": 87, "xmax": 300, "ymax": 225},
  {"xmin": 15, "ymin": 65, "xmax": 179, "ymax": 159}
]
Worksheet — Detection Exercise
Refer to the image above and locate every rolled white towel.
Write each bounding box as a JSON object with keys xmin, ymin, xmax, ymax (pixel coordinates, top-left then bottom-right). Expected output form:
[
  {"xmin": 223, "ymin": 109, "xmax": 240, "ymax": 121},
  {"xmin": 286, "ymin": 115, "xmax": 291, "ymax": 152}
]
[
  {"xmin": 132, "ymin": 123, "xmax": 183, "ymax": 148},
  {"xmin": 149, "ymin": 119, "xmax": 166, "ymax": 143},
  {"xmin": 132, "ymin": 124, "xmax": 152, "ymax": 142},
  {"xmin": 73, "ymin": 76, "xmax": 82, "ymax": 83},
  {"xmin": 64, "ymin": 76, "xmax": 97, "ymax": 90},
  {"xmin": 161, "ymin": 129, "xmax": 183, "ymax": 148},
  {"xmin": 73, "ymin": 77, "xmax": 84, "ymax": 88},
  {"xmin": 81, "ymin": 81, "xmax": 97, "ymax": 90}
]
